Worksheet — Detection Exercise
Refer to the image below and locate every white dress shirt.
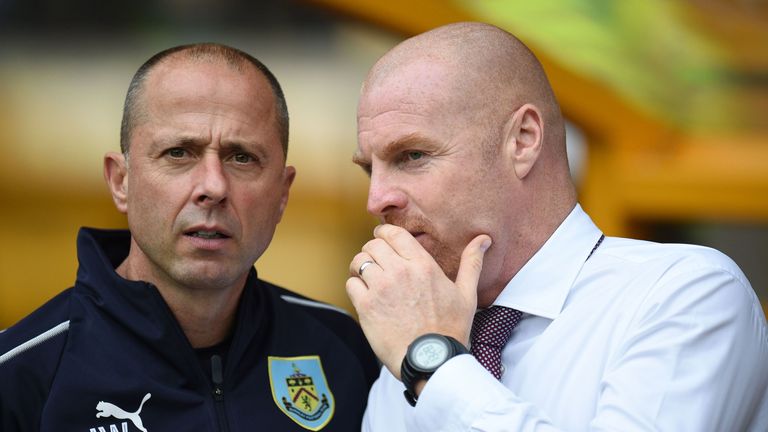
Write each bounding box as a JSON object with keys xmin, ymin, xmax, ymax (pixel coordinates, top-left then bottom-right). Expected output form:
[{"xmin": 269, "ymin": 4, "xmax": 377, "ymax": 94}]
[{"xmin": 363, "ymin": 204, "xmax": 768, "ymax": 431}]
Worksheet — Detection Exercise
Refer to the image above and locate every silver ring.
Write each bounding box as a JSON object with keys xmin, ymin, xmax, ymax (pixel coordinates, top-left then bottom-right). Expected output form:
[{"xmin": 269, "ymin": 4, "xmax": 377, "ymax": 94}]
[{"xmin": 358, "ymin": 260, "xmax": 374, "ymax": 276}]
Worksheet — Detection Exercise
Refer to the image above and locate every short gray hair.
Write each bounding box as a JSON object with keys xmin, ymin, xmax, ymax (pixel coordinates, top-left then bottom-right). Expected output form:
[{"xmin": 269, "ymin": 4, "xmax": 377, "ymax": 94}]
[{"xmin": 120, "ymin": 43, "xmax": 289, "ymax": 156}]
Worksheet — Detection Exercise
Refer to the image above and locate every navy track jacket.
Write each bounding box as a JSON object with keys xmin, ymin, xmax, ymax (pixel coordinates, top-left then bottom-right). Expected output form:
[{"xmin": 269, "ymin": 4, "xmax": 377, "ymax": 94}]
[{"xmin": 0, "ymin": 228, "xmax": 379, "ymax": 431}]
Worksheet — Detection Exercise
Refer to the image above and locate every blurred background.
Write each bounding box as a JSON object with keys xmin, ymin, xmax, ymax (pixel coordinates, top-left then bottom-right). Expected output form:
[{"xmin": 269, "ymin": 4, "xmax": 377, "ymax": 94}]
[{"xmin": 1, "ymin": 0, "xmax": 766, "ymax": 328}]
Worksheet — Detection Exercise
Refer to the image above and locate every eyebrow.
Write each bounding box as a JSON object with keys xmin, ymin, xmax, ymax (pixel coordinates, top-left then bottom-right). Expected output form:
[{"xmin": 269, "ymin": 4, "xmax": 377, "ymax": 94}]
[
  {"xmin": 151, "ymin": 134, "xmax": 265, "ymax": 154},
  {"xmin": 150, "ymin": 134, "xmax": 207, "ymax": 152},
  {"xmin": 352, "ymin": 132, "xmax": 437, "ymax": 166},
  {"xmin": 152, "ymin": 134, "xmax": 205, "ymax": 146},
  {"xmin": 219, "ymin": 141, "xmax": 253, "ymax": 154}
]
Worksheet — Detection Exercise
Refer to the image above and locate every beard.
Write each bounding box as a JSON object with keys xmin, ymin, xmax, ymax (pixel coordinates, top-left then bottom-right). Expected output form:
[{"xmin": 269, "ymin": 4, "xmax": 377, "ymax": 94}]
[{"xmin": 384, "ymin": 212, "xmax": 462, "ymax": 281}]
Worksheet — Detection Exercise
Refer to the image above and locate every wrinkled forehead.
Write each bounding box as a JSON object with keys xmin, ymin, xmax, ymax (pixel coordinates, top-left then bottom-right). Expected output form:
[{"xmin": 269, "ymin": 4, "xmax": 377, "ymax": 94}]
[
  {"xmin": 359, "ymin": 59, "xmax": 466, "ymax": 121},
  {"xmin": 151, "ymin": 59, "xmax": 272, "ymax": 105},
  {"xmin": 132, "ymin": 60, "xmax": 282, "ymax": 151},
  {"xmin": 355, "ymin": 61, "xmax": 484, "ymax": 166}
]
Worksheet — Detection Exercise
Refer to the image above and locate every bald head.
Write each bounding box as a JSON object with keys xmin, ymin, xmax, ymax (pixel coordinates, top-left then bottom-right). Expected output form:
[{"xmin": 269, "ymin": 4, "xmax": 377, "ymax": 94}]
[
  {"xmin": 356, "ymin": 23, "xmax": 578, "ymax": 301},
  {"xmin": 362, "ymin": 22, "xmax": 566, "ymax": 162},
  {"xmin": 121, "ymin": 43, "xmax": 289, "ymax": 157}
]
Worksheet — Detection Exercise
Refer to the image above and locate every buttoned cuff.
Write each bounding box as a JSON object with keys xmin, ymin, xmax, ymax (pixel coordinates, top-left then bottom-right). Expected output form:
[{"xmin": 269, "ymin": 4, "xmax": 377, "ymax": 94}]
[{"xmin": 406, "ymin": 354, "xmax": 512, "ymax": 431}]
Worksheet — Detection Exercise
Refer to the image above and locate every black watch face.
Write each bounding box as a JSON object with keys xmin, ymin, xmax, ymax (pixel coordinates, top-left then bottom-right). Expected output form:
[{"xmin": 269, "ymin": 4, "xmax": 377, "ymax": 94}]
[{"xmin": 411, "ymin": 337, "xmax": 450, "ymax": 369}]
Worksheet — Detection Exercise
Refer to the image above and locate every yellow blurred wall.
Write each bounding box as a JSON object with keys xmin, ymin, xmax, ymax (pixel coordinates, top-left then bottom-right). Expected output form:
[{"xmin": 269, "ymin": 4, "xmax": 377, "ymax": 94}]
[
  {"xmin": 0, "ymin": 26, "xmax": 397, "ymax": 328},
  {"xmin": 0, "ymin": 188, "xmax": 375, "ymax": 328}
]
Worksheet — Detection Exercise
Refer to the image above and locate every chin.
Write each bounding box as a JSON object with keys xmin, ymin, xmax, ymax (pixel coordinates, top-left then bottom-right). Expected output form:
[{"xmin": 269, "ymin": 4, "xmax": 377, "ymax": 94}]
[
  {"xmin": 418, "ymin": 236, "xmax": 461, "ymax": 279},
  {"xmin": 171, "ymin": 265, "xmax": 243, "ymax": 291},
  {"xmin": 433, "ymin": 254, "xmax": 461, "ymax": 281}
]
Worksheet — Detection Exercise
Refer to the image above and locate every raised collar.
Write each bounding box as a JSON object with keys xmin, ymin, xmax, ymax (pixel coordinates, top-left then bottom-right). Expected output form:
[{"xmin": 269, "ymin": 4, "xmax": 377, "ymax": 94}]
[
  {"xmin": 72, "ymin": 228, "xmax": 267, "ymax": 373},
  {"xmin": 493, "ymin": 204, "xmax": 603, "ymax": 319}
]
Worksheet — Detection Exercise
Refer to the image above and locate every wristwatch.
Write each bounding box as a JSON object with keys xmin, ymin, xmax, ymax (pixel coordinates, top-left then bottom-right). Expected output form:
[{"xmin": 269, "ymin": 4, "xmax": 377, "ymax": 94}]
[{"xmin": 400, "ymin": 333, "xmax": 469, "ymax": 406}]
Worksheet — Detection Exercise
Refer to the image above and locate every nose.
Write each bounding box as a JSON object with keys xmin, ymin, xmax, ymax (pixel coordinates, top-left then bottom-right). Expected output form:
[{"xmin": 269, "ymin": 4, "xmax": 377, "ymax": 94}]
[
  {"xmin": 193, "ymin": 154, "xmax": 228, "ymax": 208},
  {"xmin": 366, "ymin": 169, "xmax": 408, "ymax": 219}
]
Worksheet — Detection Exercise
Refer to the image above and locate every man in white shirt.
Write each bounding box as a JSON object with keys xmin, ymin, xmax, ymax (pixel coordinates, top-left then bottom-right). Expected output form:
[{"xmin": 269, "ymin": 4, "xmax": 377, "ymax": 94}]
[{"xmin": 347, "ymin": 21, "xmax": 768, "ymax": 431}]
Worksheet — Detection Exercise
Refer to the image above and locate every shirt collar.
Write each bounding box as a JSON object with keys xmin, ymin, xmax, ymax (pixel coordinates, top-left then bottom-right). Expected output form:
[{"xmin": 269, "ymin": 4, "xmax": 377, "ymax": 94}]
[{"xmin": 493, "ymin": 204, "xmax": 603, "ymax": 319}]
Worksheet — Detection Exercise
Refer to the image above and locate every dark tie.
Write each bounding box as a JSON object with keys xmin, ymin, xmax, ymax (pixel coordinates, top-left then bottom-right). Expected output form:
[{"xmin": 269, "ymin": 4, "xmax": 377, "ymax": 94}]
[{"xmin": 470, "ymin": 306, "xmax": 523, "ymax": 379}]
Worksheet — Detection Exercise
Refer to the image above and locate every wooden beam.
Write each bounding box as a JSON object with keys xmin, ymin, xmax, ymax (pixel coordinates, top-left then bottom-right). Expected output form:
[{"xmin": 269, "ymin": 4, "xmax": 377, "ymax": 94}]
[
  {"xmin": 582, "ymin": 133, "xmax": 768, "ymax": 236},
  {"xmin": 302, "ymin": 0, "xmax": 676, "ymax": 145}
]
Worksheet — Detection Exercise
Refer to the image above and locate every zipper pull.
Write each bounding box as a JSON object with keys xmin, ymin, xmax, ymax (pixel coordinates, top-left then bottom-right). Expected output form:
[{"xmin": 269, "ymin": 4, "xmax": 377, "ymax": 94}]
[{"xmin": 211, "ymin": 354, "xmax": 224, "ymax": 400}]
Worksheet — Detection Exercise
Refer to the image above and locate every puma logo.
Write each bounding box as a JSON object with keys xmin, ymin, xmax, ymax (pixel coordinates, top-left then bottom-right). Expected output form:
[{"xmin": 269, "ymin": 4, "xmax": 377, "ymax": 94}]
[{"xmin": 95, "ymin": 393, "xmax": 151, "ymax": 432}]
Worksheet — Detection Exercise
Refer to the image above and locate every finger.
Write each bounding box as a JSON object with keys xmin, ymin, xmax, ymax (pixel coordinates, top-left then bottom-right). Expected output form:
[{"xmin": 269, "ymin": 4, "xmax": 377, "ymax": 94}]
[
  {"xmin": 349, "ymin": 252, "xmax": 384, "ymax": 282},
  {"xmin": 349, "ymin": 252, "xmax": 375, "ymax": 277},
  {"xmin": 345, "ymin": 276, "xmax": 369, "ymax": 308},
  {"xmin": 455, "ymin": 234, "xmax": 492, "ymax": 297},
  {"xmin": 358, "ymin": 260, "xmax": 375, "ymax": 277},
  {"xmin": 361, "ymin": 237, "xmax": 403, "ymax": 270},
  {"xmin": 372, "ymin": 224, "xmax": 425, "ymax": 260}
]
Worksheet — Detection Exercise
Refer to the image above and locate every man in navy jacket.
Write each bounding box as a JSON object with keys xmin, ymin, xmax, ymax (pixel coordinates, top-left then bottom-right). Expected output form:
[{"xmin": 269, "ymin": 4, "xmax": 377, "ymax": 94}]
[{"xmin": 0, "ymin": 43, "xmax": 378, "ymax": 431}]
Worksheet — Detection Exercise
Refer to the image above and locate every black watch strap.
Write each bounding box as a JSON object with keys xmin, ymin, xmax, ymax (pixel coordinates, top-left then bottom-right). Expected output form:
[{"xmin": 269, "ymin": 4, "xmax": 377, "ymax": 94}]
[{"xmin": 400, "ymin": 334, "xmax": 469, "ymax": 407}]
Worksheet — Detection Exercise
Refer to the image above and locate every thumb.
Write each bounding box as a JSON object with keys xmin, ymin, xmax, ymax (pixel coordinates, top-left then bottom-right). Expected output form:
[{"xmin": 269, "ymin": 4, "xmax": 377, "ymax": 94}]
[{"xmin": 455, "ymin": 234, "xmax": 492, "ymax": 295}]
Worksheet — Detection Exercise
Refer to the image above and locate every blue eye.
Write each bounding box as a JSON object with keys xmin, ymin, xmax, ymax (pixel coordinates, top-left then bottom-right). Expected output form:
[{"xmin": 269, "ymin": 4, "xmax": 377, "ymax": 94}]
[
  {"xmin": 233, "ymin": 153, "xmax": 253, "ymax": 163},
  {"xmin": 168, "ymin": 148, "xmax": 186, "ymax": 158}
]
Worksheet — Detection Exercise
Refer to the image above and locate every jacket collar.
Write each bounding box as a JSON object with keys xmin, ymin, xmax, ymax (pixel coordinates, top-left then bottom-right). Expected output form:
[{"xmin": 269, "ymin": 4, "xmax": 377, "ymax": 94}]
[{"xmin": 72, "ymin": 227, "xmax": 268, "ymax": 372}]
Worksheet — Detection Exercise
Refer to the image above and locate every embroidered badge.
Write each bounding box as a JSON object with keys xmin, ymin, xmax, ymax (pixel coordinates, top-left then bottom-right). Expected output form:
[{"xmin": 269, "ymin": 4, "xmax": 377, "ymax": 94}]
[{"xmin": 268, "ymin": 356, "xmax": 334, "ymax": 431}]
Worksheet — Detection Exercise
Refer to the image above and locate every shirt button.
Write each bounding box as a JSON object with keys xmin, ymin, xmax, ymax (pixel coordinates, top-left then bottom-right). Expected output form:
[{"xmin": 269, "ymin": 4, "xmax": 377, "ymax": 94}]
[{"xmin": 500, "ymin": 364, "xmax": 506, "ymax": 375}]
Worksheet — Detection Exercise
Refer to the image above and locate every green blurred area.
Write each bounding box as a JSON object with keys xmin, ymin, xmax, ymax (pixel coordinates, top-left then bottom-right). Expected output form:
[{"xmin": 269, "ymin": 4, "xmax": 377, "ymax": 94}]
[{"xmin": 462, "ymin": 0, "xmax": 768, "ymax": 132}]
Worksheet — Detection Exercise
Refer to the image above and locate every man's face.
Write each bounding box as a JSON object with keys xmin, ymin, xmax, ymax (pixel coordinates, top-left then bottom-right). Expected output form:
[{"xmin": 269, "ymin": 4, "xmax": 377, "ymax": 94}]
[
  {"xmin": 117, "ymin": 59, "xmax": 294, "ymax": 291},
  {"xmin": 355, "ymin": 61, "xmax": 511, "ymax": 281}
]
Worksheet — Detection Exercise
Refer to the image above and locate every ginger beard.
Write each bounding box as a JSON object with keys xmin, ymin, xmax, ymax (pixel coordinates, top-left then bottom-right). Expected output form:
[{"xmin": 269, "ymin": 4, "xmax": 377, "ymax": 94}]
[{"xmin": 385, "ymin": 212, "xmax": 463, "ymax": 281}]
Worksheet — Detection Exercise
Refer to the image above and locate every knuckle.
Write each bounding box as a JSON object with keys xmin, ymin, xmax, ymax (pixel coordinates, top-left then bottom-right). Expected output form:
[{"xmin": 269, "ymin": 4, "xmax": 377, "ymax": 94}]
[
  {"xmin": 467, "ymin": 254, "xmax": 483, "ymax": 272},
  {"xmin": 377, "ymin": 223, "xmax": 403, "ymax": 239},
  {"xmin": 463, "ymin": 248, "xmax": 483, "ymax": 266},
  {"xmin": 392, "ymin": 227, "xmax": 410, "ymax": 242},
  {"xmin": 361, "ymin": 238, "xmax": 379, "ymax": 253},
  {"xmin": 363, "ymin": 238, "xmax": 386, "ymax": 253},
  {"xmin": 352, "ymin": 252, "xmax": 367, "ymax": 264},
  {"xmin": 345, "ymin": 278, "xmax": 366, "ymax": 304},
  {"xmin": 345, "ymin": 277, "xmax": 358, "ymax": 294},
  {"xmin": 348, "ymin": 260, "xmax": 361, "ymax": 275}
]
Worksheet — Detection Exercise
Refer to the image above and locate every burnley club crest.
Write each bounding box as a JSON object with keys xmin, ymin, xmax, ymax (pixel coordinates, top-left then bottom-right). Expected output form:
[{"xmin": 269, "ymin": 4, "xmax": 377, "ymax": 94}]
[{"xmin": 269, "ymin": 356, "xmax": 335, "ymax": 430}]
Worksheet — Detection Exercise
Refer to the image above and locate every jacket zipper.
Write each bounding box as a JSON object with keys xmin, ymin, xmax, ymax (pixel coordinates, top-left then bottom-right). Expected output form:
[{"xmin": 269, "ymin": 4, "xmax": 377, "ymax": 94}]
[{"xmin": 211, "ymin": 354, "xmax": 230, "ymax": 432}]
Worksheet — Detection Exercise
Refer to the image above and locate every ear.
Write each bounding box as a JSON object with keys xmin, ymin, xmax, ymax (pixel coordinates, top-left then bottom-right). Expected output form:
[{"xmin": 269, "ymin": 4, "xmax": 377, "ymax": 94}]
[
  {"xmin": 104, "ymin": 151, "xmax": 129, "ymax": 214},
  {"xmin": 276, "ymin": 165, "xmax": 296, "ymax": 222},
  {"xmin": 503, "ymin": 104, "xmax": 543, "ymax": 179}
]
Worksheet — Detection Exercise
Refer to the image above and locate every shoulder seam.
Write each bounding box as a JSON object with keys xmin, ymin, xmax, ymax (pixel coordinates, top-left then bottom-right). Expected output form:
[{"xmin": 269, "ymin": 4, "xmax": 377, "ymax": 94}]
[
  {"xmin": 279, "ymin": 295, "xmax": 351, "ymax": 317},
  {"xmin": 0, "ymin": 320, "xmax": 70, "ymax": 366}
]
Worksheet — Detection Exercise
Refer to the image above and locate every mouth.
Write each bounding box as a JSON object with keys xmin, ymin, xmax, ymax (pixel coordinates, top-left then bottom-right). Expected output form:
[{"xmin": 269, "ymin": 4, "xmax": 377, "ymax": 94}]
[
  {"xmin": 407, "ymin": 231, "xmax": 431, "ymax": 250},
  {"xmin": 383, "ymin": 215, "xmax": 430, "ymax": 243},
  {"xmin": 184, "ymin": 229, "xmax": 231, "ymax": 240}
]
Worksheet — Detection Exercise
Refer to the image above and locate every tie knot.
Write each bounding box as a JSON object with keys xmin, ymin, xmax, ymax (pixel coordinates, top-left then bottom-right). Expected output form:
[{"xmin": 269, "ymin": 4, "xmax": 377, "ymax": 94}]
[{"xmin": 470, "ymin": 306, "xmax": 523, "ymax": 348}]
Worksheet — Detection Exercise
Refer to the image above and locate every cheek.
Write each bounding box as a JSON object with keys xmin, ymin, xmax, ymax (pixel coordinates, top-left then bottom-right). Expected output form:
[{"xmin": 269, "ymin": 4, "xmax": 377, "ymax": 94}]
[
  {"xmin": 235, "ymin": 183, "xmax": 286, "ymax": 225},
  {"xmin": 432, "ymin": 172, "xmax": 478, "ymax": 215},
  {"xmin": 236, "ymin": 191, "xmax": 284, "ymax": 260},
  {"xmin": 440, "ymin": 175, "xmax": 498, "ymax": 233},
  {"xmin": 127, "ymin": 175, "xmax": 185, "ymax": 226}
]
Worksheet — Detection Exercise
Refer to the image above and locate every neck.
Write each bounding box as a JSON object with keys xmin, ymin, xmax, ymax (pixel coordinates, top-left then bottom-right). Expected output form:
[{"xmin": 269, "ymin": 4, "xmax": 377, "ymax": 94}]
[
  {"xmin": 159, "ymin": 284, "xmax": 243, "ymax": 348},
  {"xmin": 115, "ymin": 260, "xmax": 246, "ymax": 349},
  {"xmin": 478, "ymin": 195, "xmax": 577, "ymax": 308}
]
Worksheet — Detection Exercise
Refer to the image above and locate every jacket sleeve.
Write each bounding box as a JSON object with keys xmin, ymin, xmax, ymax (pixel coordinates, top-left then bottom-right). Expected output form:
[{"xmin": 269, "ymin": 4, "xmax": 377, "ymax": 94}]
[{"xmin": 1, "ymin": 293, "xmax": 71, "ymax": 431}]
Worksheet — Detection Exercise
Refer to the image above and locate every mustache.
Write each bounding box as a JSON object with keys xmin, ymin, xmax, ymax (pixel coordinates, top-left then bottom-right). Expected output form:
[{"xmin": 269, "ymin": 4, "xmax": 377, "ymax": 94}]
[{"xmin": 383, "ymin": 213, "xmax": 431, "ymax": 236}]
